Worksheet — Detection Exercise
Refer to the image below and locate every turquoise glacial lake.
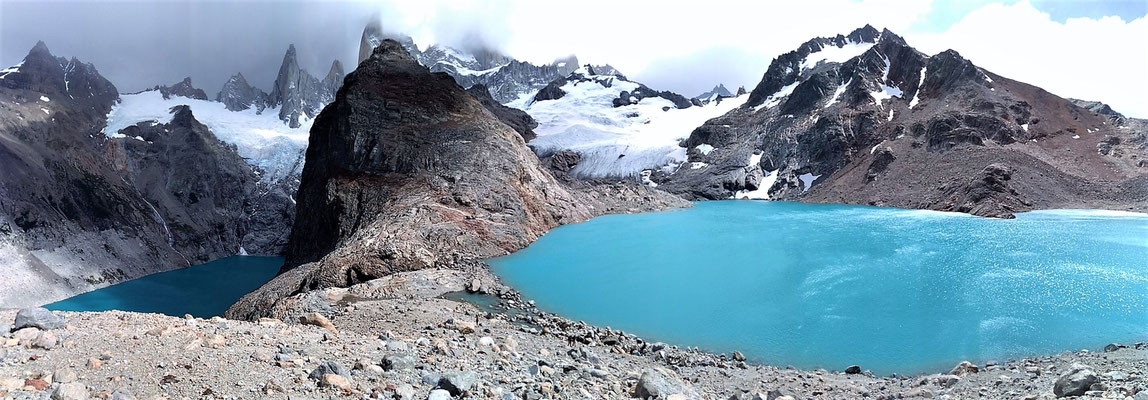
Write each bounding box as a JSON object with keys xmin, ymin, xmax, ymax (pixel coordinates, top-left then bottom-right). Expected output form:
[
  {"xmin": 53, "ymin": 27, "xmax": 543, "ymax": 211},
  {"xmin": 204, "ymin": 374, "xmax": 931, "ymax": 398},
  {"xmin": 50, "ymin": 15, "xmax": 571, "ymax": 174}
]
[
  {"xmin": 488, "ymin": 201, "xmax": 1148, "ymax": 375},
  {"xmin": 47, "ymin": 256, "xmax": 282, "ymax": 318}
]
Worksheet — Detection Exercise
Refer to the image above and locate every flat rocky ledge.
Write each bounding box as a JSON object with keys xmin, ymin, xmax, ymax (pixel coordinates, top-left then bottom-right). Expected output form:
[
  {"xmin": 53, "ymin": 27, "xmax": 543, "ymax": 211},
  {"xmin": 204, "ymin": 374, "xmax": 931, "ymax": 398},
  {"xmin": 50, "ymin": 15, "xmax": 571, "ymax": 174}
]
[{"xmin": 2, "ymin": 281, "xmax": 1146, "ymax": 400}]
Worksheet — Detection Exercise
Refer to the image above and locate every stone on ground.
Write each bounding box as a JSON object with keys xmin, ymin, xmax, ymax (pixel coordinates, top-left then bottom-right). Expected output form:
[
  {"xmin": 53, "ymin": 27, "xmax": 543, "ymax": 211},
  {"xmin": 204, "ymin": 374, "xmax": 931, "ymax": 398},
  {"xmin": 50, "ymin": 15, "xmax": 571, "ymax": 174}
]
[
  {"xmin": 13, "ymin": 308, "xmax": 66, "ymax": 331},
  {"xmin": 437, "ymin": 370, "xmax": 479, "ymax": 396},
  {"xmin": 1052, "ymin": 363, "xmax": 1098, "ymax": 397},
  {"xmin": 636, "ymin": 367, "xmax": 699, "ymax": 399}
]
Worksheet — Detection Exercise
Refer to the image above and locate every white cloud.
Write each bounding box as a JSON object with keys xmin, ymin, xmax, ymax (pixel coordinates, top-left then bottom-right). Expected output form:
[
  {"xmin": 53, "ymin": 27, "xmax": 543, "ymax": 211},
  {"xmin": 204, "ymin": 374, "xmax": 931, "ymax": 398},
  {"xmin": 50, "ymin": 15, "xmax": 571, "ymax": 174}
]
[{"xmin": 907, "ymin": 1, "xmax": 1148, "ymax": 117}]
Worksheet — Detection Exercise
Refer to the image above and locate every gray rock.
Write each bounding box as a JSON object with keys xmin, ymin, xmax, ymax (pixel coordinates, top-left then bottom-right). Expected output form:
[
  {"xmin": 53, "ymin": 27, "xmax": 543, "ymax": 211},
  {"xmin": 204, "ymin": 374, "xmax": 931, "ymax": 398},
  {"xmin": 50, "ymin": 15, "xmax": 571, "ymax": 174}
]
[
  {"xmin": 53, "ymin": 368, "xmax": 78, "ymax": 383},
  {"xmin": 394, "ymin": 384, "xmax": 415, "ymax": 400},
  {"xmin": 949, "ymin": 361, "xmax": 979, "ymax": 376},
  {"xmin": 1135, "ymin": 391, "xmax": 1148, "ymax": 400},
  {"xmin": 844, "ymin": 365, "xmax": 862, "ymax": 374},
  {"xmin": 437, "ymin": 370, "xmax": 479, "ymax": 396},
  {"xmin": 51, "ymin": 382, "xmax": 88, "ymax": 400},
  {"xmin": 1103, "ymin": 343, "xmax": 1125, "ymax": 352},
  {"xmin": 1102, "ymin": 370, "xmax": 1129, "ymax": 381},
  {"xmin": 381, "ymin": 353, "xmax": 416, "ymax": 371},
  {"xmin": 421, "ymin": 373, "xmax": 441, "ymax": 386},
  {"xmin": 13, "ymin": 308, "xmax": 66, "ymax": 330},
  {"xmin": 111, "ymin": 392, "xmax": 136, "ymax": 400},
  {"xmin": 1053, "ymin": 364, "xmax": 1098, "ymax": 397},
  {"xmin": 0, "ymin": 323, "xmax": 10, "ymax": 335},
  {"xmin": 427, "ymin": 389, "xmax": 452, "ymax": 400},
  {"xmin": 308, "ymin": 361, "xmax": 349, "ymax": 381},
  {"xmin": 636, "ymin": 367, "xmax": 699, "ymax": 399},
  {"xmin": 936, "ymin": 374, "xmax": 961, "ymax": 387}
]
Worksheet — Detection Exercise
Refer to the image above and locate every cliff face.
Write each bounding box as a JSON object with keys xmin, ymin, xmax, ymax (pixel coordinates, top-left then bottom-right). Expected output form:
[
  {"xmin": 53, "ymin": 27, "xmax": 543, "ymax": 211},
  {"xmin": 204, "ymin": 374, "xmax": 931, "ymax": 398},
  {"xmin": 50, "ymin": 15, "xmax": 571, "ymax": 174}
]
[
  {"xmin": 104, "ymin": 105, "xmax": 256, "ymax": 263},
  {"xmin": 227, "ymin": 40, "xmax": 686, "ymax": 320},
  {"xmin": 0, "ymin": 42, "xmax": 187, "ymax": 306},
  {"xmin": 658, "ymin": 26, "xmax": 1147, "ymax": 218}
]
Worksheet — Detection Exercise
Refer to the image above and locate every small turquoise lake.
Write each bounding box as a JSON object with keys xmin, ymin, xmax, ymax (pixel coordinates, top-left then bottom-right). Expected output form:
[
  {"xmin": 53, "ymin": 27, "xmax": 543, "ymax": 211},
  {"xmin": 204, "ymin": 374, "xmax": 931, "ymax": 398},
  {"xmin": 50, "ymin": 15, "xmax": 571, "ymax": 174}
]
[
  {"xmin": 47, "ymin": 256, "xmax": 282, "ymax": 318},
  {"xmin": 488, "ymin": 201, "xmax": 1148, "ymax": 375}
]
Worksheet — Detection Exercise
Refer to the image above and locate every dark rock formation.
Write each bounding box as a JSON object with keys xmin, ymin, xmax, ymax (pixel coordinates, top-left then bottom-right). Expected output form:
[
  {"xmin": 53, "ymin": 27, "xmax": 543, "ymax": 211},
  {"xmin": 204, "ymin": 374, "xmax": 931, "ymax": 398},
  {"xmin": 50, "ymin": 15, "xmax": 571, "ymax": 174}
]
[
  {"xmin": 657, "ymin": 26, "xmax": 1147, "ymax": 217},
  {"xmin": 532, "ymin": 77, "xmax": 567, "ymax": 102},
  {"xmin": 0, "ymin": 42, "xmax": 186, "ymax": 306},
  {"xmin": 466, "ymin": 84, "xmax": 537, "ymax": 142},
  {"xmin": 216, "ymin": 72, "xmax": 268, "ymax": 112},
  {"xmin": 227, "ymin": 40, "xmax": 686, "ymax": 320},
  {"xmin": 104, "ymin": 105, "xmax": 256, "ymax": 262},
  {"xmin": 154, "ymin": 77, "xmax": 208, "ymax": 100},
  {"xmin": 694, "ymin": 84, "xmax": 733, "ymax": 101},
  {"xmin": 267, "ymin": 45, "xmax": 342, "ymax": 128},
  {"xmin": 357, "ymin": 21, "xmax": 577, "ymax": 104}
]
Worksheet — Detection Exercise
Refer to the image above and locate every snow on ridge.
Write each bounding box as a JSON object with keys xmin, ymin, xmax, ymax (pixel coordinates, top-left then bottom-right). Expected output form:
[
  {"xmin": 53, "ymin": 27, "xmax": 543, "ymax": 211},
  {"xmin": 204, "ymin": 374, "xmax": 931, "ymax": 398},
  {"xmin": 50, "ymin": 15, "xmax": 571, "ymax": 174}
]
[
  {"xmin": 0, "ymin": 61, "xmax": 23, "ymax": 80},
  {"xmin": 800, "ymin": 42, "xmax": 875, "ymax": 72},
  {"xmin": 908, "ymin": 66, "xmax": 927, "ymax": 109},
  {"xmin": 696, "ymin": 144, "xmax": 715, "ymax": 155},
  {"xmin": 103, "ymin": 90, "xmax": 311, "ymax": 183},
  {"xmin": 824, "ymin": 79, "xmax": 852, "ymax": 109},
  {"xmin": 799, "ymin": 173, "xmax": 821, "ymax": 192},
  {"xmin": 870, "ymin": 54, "xmax": 903, "ymax": 108},
  {"xmin": 525, "ymin": 70, "xmax": 749, "ymax": 178},
  {"xmin": 754, "ymin": 81, "xmax": 800, "ymax": 112}
]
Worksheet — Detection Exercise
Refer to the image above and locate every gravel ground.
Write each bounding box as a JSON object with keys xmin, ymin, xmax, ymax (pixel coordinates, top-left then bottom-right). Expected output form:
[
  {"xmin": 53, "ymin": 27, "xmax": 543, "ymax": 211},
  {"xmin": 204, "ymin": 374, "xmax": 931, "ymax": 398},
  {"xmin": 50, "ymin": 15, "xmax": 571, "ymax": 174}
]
[{"xmin": 1, "ymin": 274, "xmax": 1145, "ymax": 400}]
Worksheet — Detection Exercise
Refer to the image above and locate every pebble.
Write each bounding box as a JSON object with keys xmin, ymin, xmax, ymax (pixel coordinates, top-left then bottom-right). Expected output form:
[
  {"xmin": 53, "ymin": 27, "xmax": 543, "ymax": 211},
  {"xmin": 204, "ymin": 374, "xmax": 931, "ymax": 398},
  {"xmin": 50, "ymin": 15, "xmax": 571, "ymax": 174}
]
[{"xmin": 86, "ymin": 358, "xmax": 102, "ymax": 369}]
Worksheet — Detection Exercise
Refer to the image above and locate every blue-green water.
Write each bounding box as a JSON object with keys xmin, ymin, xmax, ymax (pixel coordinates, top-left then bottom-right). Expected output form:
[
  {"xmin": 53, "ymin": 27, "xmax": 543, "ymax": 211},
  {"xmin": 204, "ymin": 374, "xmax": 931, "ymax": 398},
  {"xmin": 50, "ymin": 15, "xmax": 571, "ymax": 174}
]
[
  {"xmin": 488, "ymin": 201, "xmax": 1148, "ymax": 375},
  {"xmin": 47, "ymin": 256, "xmax": 283, "ymax": 318}
]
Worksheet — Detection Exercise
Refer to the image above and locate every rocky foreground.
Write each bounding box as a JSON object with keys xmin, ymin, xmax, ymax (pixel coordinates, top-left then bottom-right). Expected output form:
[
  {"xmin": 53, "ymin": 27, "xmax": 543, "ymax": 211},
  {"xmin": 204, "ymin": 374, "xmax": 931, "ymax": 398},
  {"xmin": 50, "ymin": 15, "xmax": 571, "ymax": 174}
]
[{"xmin": 2, "ymin": 270, "xmax": 1146, "ymax": 400}]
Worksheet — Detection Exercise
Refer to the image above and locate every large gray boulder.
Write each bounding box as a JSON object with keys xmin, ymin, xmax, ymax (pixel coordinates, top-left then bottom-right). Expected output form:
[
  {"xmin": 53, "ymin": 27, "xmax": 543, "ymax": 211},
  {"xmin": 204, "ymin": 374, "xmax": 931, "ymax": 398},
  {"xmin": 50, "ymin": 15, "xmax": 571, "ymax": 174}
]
[
  {"xmin": 1053, "ymin": 363, "xmax": 1098, "ymax": 397},
  {"xmin": 437, "ymin": 370, "xmax": 479, "ymax": 396},
  {"xmin": 13, "ymin": 308, "xmax": 66, "ymax": 331},
  {"xmin": 636, "ymin": 367, "xmax": 700, "ymax": 399}
]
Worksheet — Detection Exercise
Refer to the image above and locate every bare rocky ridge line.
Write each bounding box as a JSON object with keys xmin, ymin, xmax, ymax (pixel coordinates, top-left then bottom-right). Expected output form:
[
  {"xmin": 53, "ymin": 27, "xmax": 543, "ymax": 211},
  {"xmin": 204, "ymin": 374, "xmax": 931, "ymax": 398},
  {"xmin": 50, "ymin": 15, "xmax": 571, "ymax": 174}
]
[{"xmin": 656, "ymin": 25, "xmax": 1147, "ymax": 218}]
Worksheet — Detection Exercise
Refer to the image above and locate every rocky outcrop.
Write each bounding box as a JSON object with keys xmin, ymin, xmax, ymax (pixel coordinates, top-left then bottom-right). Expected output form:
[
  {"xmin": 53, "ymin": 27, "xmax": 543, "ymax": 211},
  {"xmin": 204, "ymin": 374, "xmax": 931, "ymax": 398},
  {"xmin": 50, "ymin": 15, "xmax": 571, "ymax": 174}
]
[
  {"xmin": 266, "ymin": 45, "xmax": 342, "ymax": 128},
  {"xmin": 657, "ymin": 26, "xmax": 1147, "ymax": 217},
  {"xmin": 104, "ymin": 105, "xmax": 256, "ymax": 263},
  {"xmin": 465, "ymin": 84, "xmax": 537, "ymax": 142},
  {"xmin": 153, "ymin": 77, "xmax": 208, "ymax": 100},
  {"xmin": 0, "ymin": 42, "xmax": 186, "ymax": 307},
  {"xmin": 226, "ymin": 39, "xmax": 686, "ymax": 320},
  {"xmin": 357, "ymin": 21, "xmax": 577, "ymax": 104},
  {"xmin": 694, "ymin": 84, "xmax": 734, "ymax": 102},
  {"xmin": 215, "ymin": 72, "xmax": 267, "ymax": 112}
]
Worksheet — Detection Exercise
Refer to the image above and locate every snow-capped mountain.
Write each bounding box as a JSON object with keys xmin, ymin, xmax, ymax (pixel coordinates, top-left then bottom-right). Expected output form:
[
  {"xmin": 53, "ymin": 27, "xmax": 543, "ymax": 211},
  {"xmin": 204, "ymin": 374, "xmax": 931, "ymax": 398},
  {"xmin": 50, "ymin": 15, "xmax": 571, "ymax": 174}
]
[
  {"xmin": 358, "ymin": 21, "xmax": 576, "ymax": 105},
  {"xmin": 694, "ymin": 84, "xmax": 734, "ymax": 103},
  {"xmin": 657, "ymin": 25, "xmax": 1147, "ymax": 217},
  {"xmin": 522, "ymin": 65, "xmax": 748, "ymax": 178},
  {"xmin": 217, "ymin": 72, "xmax": 268, "ymax": 113}
]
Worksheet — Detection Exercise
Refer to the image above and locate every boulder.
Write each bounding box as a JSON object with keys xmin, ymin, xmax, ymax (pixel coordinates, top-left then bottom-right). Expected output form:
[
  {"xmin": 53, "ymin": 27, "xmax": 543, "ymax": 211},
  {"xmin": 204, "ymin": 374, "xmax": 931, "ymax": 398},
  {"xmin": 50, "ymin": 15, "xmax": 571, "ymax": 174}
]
[
  {"xmin": 1052, "ymin": 364, "xmax": 1098, "ymax": 397},
  {"xmin": 636, "ymin": 367, "xmax": 699, "ymax": 399},
  {"xmin": 319, "ymin": 374, "xmax": 352, "ymax": 391},
  {"xmin": 308, "ymin": 361, "xmax": 349, "ymax": 381},
  {"xmin": 13, "ymin": 308, "xmax": 66, "ymax": 331},
  {"xmin": 844, "ymin": 365, "xmax": 862, "ymax": 374},
  {"xmin": 428, "ymin": 389, "xmax": 452, "ymax": 400},
  {"xmin": 949, "ymin": 361, "xmax": 979, "ymax": 376},
  {"xmin": 381, "ymin": 353, "xmax": 416, "ymax": 371},
  {"xmin": 437, "ymin": 370, "xmax": 479, "ymax": 396},
  {"xmin": 51, "ymin": 382, "xmax": 88, "ymax": 400},
  {"xmin": 299, "ymin": 313, "xmax": 337, "ymax": 334}
]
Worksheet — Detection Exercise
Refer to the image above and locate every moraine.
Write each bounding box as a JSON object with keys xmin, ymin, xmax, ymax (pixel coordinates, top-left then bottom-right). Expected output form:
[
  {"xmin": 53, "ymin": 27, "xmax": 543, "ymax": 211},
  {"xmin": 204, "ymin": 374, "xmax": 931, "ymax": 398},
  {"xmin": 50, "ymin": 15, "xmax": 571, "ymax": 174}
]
[{"xmin": 488, "ymin": 201, "xmax": 1148, "ymax": 375}]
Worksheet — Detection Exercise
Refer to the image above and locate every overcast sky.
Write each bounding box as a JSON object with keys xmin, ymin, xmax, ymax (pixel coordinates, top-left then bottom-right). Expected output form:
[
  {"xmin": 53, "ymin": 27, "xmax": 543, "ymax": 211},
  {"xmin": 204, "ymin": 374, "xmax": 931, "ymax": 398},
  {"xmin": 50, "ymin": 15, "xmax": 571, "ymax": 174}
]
[{"xmin": 2, "ymin": 0, "xmax": 1146, "ymax": 117}]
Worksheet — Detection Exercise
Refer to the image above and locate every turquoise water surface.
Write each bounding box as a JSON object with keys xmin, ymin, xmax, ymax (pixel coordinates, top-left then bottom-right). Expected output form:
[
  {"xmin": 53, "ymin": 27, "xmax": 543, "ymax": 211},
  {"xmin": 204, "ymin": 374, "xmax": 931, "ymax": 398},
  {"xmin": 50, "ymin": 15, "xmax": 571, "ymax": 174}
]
[
  {"xmin": 488, "ymin": 201, "xmax": 1148, "ymax": 375},
  {"xmin": 47, "ymin": 256, "xmax": 283, "ymax": 318}
]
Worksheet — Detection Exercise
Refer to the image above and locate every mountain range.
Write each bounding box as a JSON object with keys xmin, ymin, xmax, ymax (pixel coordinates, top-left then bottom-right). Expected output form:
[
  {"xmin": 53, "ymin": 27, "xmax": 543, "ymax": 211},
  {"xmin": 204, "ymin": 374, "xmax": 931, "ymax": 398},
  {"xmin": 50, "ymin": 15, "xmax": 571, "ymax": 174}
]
[{"xmin": 0, "ymin": 21, "xmax": 1144, "ymax": 309}]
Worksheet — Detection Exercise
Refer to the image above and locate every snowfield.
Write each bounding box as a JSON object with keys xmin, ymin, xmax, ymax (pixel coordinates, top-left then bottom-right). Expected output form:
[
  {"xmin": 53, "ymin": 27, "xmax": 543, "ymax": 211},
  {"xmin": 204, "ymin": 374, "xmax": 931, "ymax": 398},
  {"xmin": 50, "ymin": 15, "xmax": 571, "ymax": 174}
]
[
  {"xmin": 103, "ymin": 90, "xmax": 310, "ymax": 183},
  {"xmin": 523, "ymin": 69, "xmax": 748, "ymax": 178},
  {"xmin": 800, "ymin": 41, "xmax": 875, "ymax": 72}
]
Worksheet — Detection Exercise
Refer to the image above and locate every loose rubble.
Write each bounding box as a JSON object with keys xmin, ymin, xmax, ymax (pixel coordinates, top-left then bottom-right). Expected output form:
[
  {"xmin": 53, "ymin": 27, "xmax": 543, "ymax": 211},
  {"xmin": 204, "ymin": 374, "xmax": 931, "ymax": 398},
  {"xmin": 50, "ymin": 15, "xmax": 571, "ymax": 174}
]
[{"xmin": 1, "ymin": 297, "xmax": 1145, "ymax": 399}]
